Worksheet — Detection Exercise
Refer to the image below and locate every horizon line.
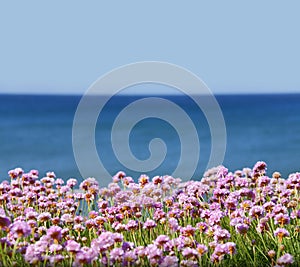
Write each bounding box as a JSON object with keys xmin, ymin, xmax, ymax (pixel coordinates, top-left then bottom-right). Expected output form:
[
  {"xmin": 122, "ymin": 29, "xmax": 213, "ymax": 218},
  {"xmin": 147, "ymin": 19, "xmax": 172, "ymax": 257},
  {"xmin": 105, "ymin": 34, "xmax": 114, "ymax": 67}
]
[{"xmin": 1, "ymin": 91, "xmax": 300, "ymax": 97}]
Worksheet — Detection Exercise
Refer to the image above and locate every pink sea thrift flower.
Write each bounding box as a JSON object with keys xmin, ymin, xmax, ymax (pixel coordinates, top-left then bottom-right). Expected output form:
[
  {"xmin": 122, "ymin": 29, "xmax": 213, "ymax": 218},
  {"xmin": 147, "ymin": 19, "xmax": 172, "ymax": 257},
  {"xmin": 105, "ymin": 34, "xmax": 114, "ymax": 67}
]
[
  {"xmin": 210, "ymin": 253, "xmax": 224, "ymax": 264},
  {"xmin": 47, "ymin": 226, "xmax": 62, "ymax": 241},
  {"xmin": 160, "ymin": 255, "xmax": 178, "ymax": 267},
  {"xmin": 208, "ymin": 210, "xmax": 224, "ymax": 226},
  {"xmin": 65, "ymin": 240, "xmax": 81, "ymax": 253},
  {"xmin": 180, "ymin": 259, "xmax": 198, "ymax": 267},
  {"xmin": 143, "ymin": 219, "xmax": 156, "ymax": 229},
  {"xmin": 168, "ymin": 218, "xmax": 179, "ymax": 232},
  {"xmin": 24, "ymin": 244, "xmax": 42, "ymax": 264},
  {"xmin": 49, "ymin": 255, "xmax": 64, "ymax": 265},
  {"xmin": 110, "ymin": 247, "xmax": 124, "ymax": 263},
  {"xmin": 182, "ymin": 247, "xmax": 199, "ymax": 259},
  {"xmin": 0, "ymin": 215, "xmax": 11, "ymax": 229},
  {"xmin": 37, "ymin": 212, "xmax": 52, "ymax": 223},
  {"xmin": 92, "ymin": 232, "xmax": 118, "ymax": 252},
  {"xmin": 146, "ymin": 244, "xmax": 163, "ymax": 261},
  {"xmin": 249, "ymin": 205, "xmax": 264, "ymax": 219},
  {"xmin": 61, "ymin": 214, "xmax": 74, "ymax": 224},
  {"xmin": 235, "ymin": 223, "xmax": 249, "ymax": 234},
  {"xmin": 213, "ymin": 228, "xmax": 231, "ymax": 242},
  {"xmin": 49, "ymin": 244, "xmax": 63, "ymax": 253},
  {"xmin": 55, "ymin": 178, "xmax": 64, "ymax": 186},
  {"xmin": 29, "ymin": 169, "xmax": 39, "ymax": 176},
  {"xmin": 217, "ymin": 166, "xmax": 228, "ymax": 179},
  {"xmin": 66, "ymin": 178, "xmax": 77, "ymax": 188},
  {"xmin": 10, "ymin": 221, "xmax": 31, "ymax": 238},
  {"xmin": 274, "ymin": 213, "xmax": 290, "ymax": 226},
  {"xmin": 276, "ymin": 253, "xmax": 294, "ymax": 266},
  {"xmin": 224, "ymin": 242, "xmax": 237, "ymax": 255},
  {"xmin": 257, "ymin": 176, "xmax": 271, "ymax": 187},
  {"xmin": 274, "ymin": 228, "xmax": 290, "ymax": 242},
  {"xmin": 138, "ymin": 174, "xmax": 149, "ymax": 186},
  {"xmin": 46, "ymin": 171, "xmax": 56, "ymax": 178},
  {"xmin": 252, "ymin": 161, "xmax": 267, "ymax": 176},
  {"xmin": 154, "ymin": 235, "xmax": 170, "ymax": 247},
  {"xmin": 73, "ymin": 248, "xmax": 98, "ymax": 266},
  {"xmin": 123, "ymin": 251, "xmax": 137, "ymax": 265},
  {"xmin": 152, "ymin": 175, "xmax": 163, "ymax": 184},
  {"xmin": 126, "ymin": 220, "xmax": 139, "ymax": 231},
  {"xmin": 180, "ymin": 225, "xmax": 196, "ymax": 237},
  {"xmin": 8, "ymin": 168, "xmax": 24, "ymax": 178},
  {"xmin": 122, "ymin": 176, "xmax": 134, "ymax": 186}
]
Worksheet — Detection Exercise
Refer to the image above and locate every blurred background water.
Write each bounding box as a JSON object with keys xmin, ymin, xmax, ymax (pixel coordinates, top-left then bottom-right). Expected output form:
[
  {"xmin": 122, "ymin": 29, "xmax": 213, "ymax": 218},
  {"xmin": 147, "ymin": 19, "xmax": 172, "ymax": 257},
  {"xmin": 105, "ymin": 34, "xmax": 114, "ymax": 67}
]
[{"xmin": 0, "ymin": 93, "xmax": 299, "ymax": 183}]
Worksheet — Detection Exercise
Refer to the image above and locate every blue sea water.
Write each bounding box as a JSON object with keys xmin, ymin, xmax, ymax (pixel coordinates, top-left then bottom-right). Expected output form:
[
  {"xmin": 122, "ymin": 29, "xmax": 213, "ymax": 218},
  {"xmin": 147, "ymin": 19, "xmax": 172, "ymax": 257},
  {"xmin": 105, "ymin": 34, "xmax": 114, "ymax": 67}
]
[{"xmin": 0, "ymin": 93, "xmax": 299, "ymax": 183}]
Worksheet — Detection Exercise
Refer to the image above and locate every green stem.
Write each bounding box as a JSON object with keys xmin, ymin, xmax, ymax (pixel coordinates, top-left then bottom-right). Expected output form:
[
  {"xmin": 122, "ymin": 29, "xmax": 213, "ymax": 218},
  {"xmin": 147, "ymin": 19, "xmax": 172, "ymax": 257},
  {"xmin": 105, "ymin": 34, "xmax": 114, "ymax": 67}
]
[{"xmin": 12, "ymin": 237, "xmax": 20, "ymax": 259}]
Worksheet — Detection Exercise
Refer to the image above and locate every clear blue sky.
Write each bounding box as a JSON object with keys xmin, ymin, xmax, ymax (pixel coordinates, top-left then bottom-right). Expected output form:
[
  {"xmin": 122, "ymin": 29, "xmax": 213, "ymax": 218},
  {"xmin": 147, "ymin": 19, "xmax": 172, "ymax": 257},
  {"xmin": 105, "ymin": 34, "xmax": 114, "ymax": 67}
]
[{"xmin": 0, "ymin": 1, "xmax": 300, "ymax": 95}]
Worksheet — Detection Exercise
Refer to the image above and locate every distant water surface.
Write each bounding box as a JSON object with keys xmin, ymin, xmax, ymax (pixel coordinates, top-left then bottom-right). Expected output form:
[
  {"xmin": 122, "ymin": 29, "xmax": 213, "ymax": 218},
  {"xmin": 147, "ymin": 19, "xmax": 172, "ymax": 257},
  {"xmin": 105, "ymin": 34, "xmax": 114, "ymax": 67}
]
[{"xmin": 0, "ymin": 93, "xmax": 299, "ymax": 183}]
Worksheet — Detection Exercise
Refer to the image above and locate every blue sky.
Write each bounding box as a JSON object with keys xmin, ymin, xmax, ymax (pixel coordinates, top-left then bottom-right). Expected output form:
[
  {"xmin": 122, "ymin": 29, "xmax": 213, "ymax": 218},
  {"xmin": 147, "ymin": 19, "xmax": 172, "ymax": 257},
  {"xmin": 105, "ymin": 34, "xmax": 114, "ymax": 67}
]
[{"xmin": 0, "ymin": 1, "xmax": 299, "ymax": 95}]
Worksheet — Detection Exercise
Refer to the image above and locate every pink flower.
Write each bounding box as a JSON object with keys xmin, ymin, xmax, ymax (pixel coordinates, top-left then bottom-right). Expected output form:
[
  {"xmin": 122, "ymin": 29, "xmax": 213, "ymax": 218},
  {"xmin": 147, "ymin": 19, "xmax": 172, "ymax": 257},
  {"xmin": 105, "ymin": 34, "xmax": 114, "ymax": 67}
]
[
  {"xmin": 160, "ymin": 255, "xmax": 178, "ymax": 267},
  {"xmin": 252, "ymin": 161, "xmax": 267, "ymax": 176},
  {"xmin": 180, "ymin": 259, "xmax": 198, "ymax": 267},
  {"xmin": 152, "ymin": 176, "xmax": 163, "ymax": 184},
  {"xmin": 66, "ymin": 178, "xmax": 77, "ymax": 188},
  {"xmin": 49, "ymin": 244, "xmax": 63, "ymax": 253},
  {"xmin": 274, "ymin": 213, "xmax": 290, "ymax": 226},
  {"xmin": 143, "ymin": 219, "xmax": 156, "ymax": 230},
  {"xmin": 277, "ymin": 253, "xmax": 294, "ymax": 266},
  {"xmin": 213, "ymin": 228, "xmax": 231, "ymax": 242},
  {"xmin": 154, "ymin": 235, "xmax": 170, "ymax": 247},
  {"xmin": 55, "ymin": 178, "xmax": 64, "ymax": 186},
  {"xmin": 0, "ymin": 215, "xmax": 11, "ymax": 229},
  {"xmin": 146, "ymin": 244, "xmax": 162, "ymax": 261},
  {"xmin": 46, "ymin": 171, "xmax": 56, "ymax": 178},
  {"xmin": 138, "ymin": 174, "xmax": 149, "ymax": 186},
  {"xmin": 210, "ymin": 252, "xmax": 224, "ymax": 264},
  {"xmin": 24, "ymin": 244, "xmax": 42, "ymax": 264},
  {"xmin": 10, "ymin": 221, "xmax": 31, "ymax": 238},
  {"xmin": 47, "ymin": 226, "xmax": 62, "ymax": 241},
  {"xmin": 109, "ymin": 247, "xmax": 124, "ymax": 263},
  {"xmin": 37, "ymin": 212, "xmax": 51, "ymax": 223},
  {"xmin": 217, "ymin": 166, "xmax": 228, "ymax": 179},
  {"xmin": 235, "ymin": 223, "xmax": 249, "ymax": 234},
  {"xmin": 49, "ymin": 255, "xmax": 64, "ymax": 265},
  {"xmin": 74, "ymin": 248, "xmax": 97, "ymax": 266},
  {"xmin": 126, "ymin": 220, "xmax": 139, "ymax": 231},
  {"xmin": 180, "ymin": 225, "xmax": 196, "ymax": 237},
  {"xmin": 224, "ymin": 242, "xmax": 237, "ymax": 255},
  {"xmin": 182, "ymin": 247, "xmax": 199, "ymax": 259},
  {"xmin": 249, "ymin": 205, "xmax": 264, "ymax": 219},
  {"xmin": 123, "ymin": 251, "xmax": 137, "ymax": 264},
  {"xmin": 8, "ymin": 168, "xmax": 24, "ymax": 178},
  {"xmin": 65, "ymin": 240, "xmax": 81, "ymax": 253},
  {"xmin": 257, "ymin": 176, "xmax": 270, "ymax": 187},
  {"xmin": 274, "ymin": 228, "xmax": 290, "ymax": 241},
  {"xmin": 197, "ymin": 244, "xmax": 208, "ymax": 256}
]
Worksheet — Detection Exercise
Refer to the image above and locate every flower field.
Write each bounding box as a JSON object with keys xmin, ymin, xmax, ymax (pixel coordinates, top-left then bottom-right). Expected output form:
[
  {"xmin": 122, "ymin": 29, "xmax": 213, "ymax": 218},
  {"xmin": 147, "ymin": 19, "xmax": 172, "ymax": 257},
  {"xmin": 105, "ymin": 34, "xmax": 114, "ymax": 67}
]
[{"xmin": 0, "ymin": 162, "xmax": 299, "ymax": 266}]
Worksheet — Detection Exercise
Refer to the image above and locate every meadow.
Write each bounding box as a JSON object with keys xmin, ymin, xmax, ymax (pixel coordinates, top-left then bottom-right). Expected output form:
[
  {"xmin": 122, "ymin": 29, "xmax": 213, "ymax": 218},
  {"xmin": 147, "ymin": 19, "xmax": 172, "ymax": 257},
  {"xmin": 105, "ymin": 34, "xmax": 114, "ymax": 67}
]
[{"xmin": 0, "ymin": 161, "xmax": 299, "ymax": 266}]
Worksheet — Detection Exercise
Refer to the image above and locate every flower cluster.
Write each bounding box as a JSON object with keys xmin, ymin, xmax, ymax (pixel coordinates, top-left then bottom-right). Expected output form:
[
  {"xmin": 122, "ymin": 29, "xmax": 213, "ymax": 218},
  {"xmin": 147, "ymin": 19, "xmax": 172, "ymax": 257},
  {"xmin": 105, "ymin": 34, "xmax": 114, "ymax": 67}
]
[{"xmin": 0, "ymin": 162, "xmax": 299, "ymax": 266}]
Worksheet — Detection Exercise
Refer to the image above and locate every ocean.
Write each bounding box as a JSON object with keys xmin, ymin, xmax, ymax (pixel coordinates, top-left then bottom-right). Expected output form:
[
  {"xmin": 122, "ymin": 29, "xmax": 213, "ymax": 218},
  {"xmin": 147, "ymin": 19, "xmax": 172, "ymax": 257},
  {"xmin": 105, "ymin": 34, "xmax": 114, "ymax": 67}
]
[{"xmin": 0, "ymin": 93, "xmax": 299, "ymax": 184}]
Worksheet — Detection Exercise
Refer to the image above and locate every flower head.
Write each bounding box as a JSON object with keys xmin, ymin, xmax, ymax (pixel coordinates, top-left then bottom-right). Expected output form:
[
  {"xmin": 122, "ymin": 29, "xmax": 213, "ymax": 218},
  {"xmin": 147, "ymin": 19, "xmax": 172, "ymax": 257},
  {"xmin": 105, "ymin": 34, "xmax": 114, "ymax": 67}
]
[
  {"xmin": 277, "ymin": 253, "xmax": 294, "ymax": 266},
  {"xmin": 274, "ymin": 228, "xmax": 290, "ymax": 242},
  {"xmin": 235, "ymin": 223, "xmax": 249, "ymax": 235},
  {"xmin": 10, "ymin": 221, "xmax": 31, "ymax": 238},
  {"xmin": 143, "ymin": 219, "xmax": 156, "ymax": 230},
  {"xmin": 47, "ymin": 226, "xmax": 62, "ymax": 241},
  {"xmin": 0, "ymin": 215, "xmax": 11, "ymax": 229},
  {"xmin": 65, "ymin": 240, "xmax": 81, "ymax": 253},
  {"xmin": 160, "ymin": 256, "xmax": 178, "ymax": 267}
]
